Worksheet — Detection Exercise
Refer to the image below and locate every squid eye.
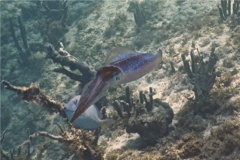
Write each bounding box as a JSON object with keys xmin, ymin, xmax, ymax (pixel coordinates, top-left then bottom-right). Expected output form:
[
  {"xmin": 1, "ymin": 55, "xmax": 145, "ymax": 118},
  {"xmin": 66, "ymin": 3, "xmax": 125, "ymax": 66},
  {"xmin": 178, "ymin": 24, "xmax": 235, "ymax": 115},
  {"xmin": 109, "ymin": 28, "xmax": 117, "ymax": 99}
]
[
  {"xmin": 74, "ymin": 99, "xmax": 78, "ymax": 105},
  {"xmin": 115, "ymin": 75, "xmax": 121, "ymax": 81}
]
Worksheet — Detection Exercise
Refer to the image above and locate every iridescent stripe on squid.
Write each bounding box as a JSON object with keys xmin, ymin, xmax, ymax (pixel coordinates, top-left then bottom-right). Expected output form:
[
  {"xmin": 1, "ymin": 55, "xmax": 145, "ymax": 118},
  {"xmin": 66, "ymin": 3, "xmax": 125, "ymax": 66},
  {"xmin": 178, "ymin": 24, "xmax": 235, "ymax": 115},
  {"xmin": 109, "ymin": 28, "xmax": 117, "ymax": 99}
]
[{"xmin": 110, "ymin": 53, "xmax": 157, "ymax": 74}]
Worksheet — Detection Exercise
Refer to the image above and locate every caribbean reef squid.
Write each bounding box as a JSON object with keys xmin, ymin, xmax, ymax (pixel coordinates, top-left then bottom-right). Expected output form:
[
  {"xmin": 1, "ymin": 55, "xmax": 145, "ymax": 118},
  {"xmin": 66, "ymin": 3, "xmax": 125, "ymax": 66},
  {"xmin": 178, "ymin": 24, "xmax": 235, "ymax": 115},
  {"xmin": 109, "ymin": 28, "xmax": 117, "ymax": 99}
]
[{"xmin": 70, "ymin": 48, "xmax": 162, "ymax": 122}]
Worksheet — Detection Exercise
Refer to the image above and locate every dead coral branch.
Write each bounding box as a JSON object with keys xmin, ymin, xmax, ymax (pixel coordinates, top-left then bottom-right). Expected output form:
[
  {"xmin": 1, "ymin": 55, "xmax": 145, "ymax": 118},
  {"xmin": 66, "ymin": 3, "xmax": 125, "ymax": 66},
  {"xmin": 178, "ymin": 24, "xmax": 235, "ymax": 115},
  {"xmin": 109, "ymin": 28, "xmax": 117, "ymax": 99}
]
[
  {"xmin": 1, "ymin": 80, "xmax": 65, "ymax": 117},
  {"xmin": 46, "ymin": 44, "xmax": 94, "ymax": 85}
]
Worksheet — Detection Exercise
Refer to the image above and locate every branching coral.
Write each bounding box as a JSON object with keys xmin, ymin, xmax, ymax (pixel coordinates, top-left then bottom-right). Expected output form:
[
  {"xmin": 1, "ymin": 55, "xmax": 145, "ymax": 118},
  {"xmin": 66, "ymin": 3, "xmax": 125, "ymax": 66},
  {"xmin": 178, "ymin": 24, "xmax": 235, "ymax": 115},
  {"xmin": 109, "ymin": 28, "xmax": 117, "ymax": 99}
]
[
  {"xmin": 127, "ymin": 1, "xmax": 146, "ymax": 27},
  {"xmin": 9, "ymin": 16, "xmax": 30, "ymax": 64},
  {"xmin": 46, "ymin": 43, "xmax": 94, "ymax": 86},
  {"xmin": 113, "ymin": 86, "xmax": 174, "ymax": 145},
  {"xmin": 218, "ymin": 0, "xmax": 240, "ymax": 25},
  {"xmin": 181, "ymin": 47, "xmax": 218, "ymax": 105}
]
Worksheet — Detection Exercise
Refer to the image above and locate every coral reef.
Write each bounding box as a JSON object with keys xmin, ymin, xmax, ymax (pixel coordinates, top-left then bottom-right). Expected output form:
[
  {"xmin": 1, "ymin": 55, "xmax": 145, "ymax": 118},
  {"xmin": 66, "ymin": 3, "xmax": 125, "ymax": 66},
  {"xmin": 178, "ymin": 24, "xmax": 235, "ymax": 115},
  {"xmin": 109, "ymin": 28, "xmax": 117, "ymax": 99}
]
[{"xmin": 1, "ymin": 1, "xmax": 240, "ymax": 160}]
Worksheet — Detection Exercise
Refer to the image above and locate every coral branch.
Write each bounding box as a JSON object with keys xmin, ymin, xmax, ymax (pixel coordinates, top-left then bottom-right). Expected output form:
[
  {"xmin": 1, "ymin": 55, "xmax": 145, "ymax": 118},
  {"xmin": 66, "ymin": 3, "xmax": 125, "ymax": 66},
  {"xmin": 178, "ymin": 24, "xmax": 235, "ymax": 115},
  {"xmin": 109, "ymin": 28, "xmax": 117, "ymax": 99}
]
[
  {"xmin": 9, "ymin": 16, "xmax": 31, "ymax": 64},
  {"xmin": 181, "ymin": 47, "xmax": 218, "ymax": 104},
  {"xmin": 9, "ymin": 18, "xmax": 27, "ymax": 63},
  {"xmin": 54, "ymin": 122, "xmax": 65, "ymax": 133},
  {"xmin": 128, "ymin": 1, "xmax": 146, "ymax": 27},
  {"xmin": 148, "ymin": 87, "xmax": 154, "ymax": 111},
  {"xmin": 139, "ymin": 91, "xmax": 144, "ymax": 104},
  {"xmin": 0, "ymin": 128, "xmax": 9, "ymax": 144},
  {"xmin": 46, "ymin": 44, "xmax": 94, "ymax": 85},
  {"xmin": 113, "ymin": 100, "xmax": 124, "ymax": 119},
  {"xmin": 18, "ymin": 16, "xmax": 30, "ymax": 56},
  {"xmin": 218, "ymin": 0, "xmax": 240, "ymax": 24},
  {"xmin": 53, "ymin": 67, "xmax": 83, "ymax": 82},
  {"xmin": 1, "ymin": 80, "xmax": 65, "ymax": 117},
  {"xmin": 181, "ymin": 53, "xmax": 194, "ymax": 79},
  {"xmin": 36, "ymin": 131, "xmax": 64, "ymax": 140},
  {"xmin": 170, "ymin": 61, "xmax": 176, "ymax": 74},
  {"xmin": 125, "ymin": 86, "xmax": 132, "ymax": 110}
]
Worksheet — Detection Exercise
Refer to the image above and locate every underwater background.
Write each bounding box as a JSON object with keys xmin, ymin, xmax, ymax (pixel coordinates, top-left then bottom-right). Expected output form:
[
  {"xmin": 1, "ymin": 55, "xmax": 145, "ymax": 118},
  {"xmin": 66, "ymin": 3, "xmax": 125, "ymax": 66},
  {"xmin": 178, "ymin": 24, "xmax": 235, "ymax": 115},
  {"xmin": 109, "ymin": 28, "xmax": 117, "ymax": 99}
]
[{"xmin": 1, "ymin": 0, "xmax": 240, "ymax": 160}]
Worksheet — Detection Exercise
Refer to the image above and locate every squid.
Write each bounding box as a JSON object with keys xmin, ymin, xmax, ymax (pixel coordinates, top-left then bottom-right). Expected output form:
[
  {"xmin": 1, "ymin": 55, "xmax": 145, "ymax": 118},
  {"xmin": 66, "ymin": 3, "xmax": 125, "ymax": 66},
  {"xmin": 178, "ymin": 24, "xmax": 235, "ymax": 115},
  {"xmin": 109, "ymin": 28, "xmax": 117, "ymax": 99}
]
[{"xmin": 70, "ymin": 48, "xmax": 162, "ymax": 122}]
